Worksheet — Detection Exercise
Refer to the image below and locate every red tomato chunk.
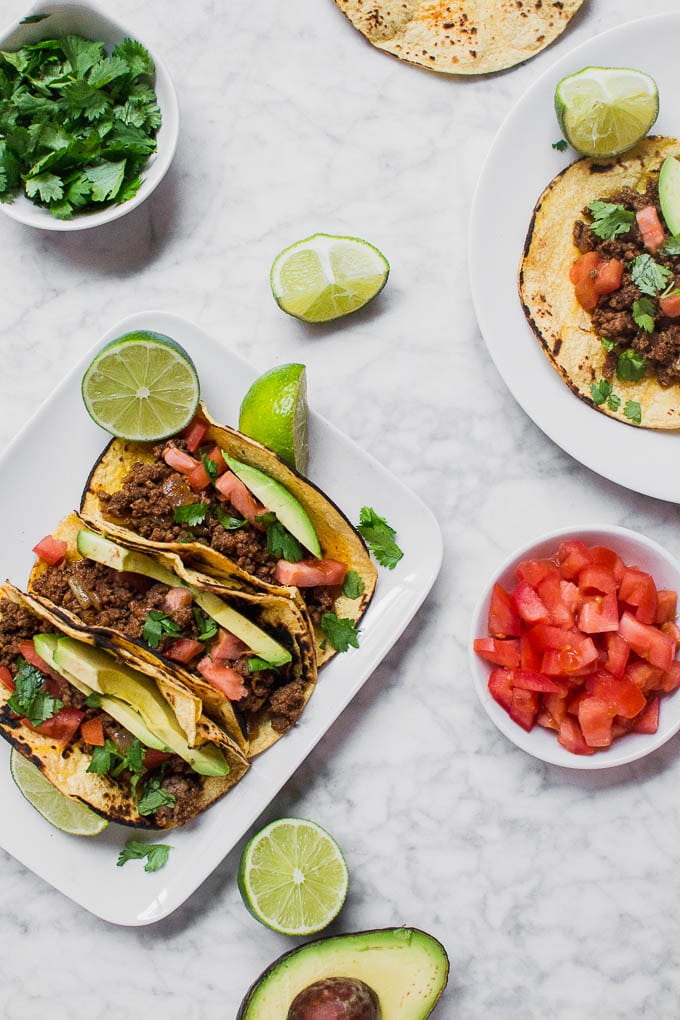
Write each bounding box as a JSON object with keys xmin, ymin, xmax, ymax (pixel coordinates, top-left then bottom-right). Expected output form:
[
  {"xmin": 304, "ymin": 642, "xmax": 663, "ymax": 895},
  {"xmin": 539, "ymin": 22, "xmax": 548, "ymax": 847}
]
[{"xmin": 475, "ymin": 541, "xmax": 680, "ymax": 755}]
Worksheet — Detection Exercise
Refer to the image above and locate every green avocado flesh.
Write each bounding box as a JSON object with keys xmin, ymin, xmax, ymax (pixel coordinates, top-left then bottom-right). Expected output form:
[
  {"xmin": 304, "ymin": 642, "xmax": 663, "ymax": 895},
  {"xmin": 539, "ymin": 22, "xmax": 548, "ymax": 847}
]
[
  {"xmin": 224, "ymin": 454, "xmax": 321, "ymax": 558},
  {"xmin": 659, "ymin": 156, "xmax": 680, "ymax": 237},
  {"xmin": 76, "ymin": 529, "xmax": 291, "ymax": 667},
  {"xmin": 237, "ymin": 927, "xmax": 449, "ymax": 1019},
  {"xmin": 43, "ymin": 635, "xmax": 228, "ymax": 777}
]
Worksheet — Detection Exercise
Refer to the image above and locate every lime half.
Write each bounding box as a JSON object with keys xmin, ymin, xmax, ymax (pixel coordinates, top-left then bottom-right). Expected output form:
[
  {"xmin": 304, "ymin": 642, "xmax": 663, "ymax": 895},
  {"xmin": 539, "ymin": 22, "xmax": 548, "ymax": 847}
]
[
  {"xmin": 10, "ymin": 749, "xmax": 109, "ymax": 836},
  {"xmin": 237, "ymin": 817, "xmax": 349, "ymax": 936},
  {"xmin": 239, "ymin": 363, "xmax": 309, "ymax": 472},
  {"xmin": 555, "ymin": 66, "xmax": 659, "ymax": 158},
  {"xmin": 270, "ymin": 233, "xmax": 389, "ymax": 323},
  {"xmin": 81, "ymin": 330, "xmax": 200, "ymax": 441}
]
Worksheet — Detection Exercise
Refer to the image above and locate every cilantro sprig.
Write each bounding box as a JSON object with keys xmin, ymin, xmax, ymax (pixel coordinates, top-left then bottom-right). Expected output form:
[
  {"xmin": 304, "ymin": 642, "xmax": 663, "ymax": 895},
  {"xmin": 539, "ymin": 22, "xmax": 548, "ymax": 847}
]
[
  {"xmin": 320, "ymin": 612, "xmax": 360, "ymax": 653},
  {"xmin": 117, "ymin": 838, "xmax": 172, "ymax": 873},
  {"xmin": 7, "ymin": 658, "xmax": 63, "ymax": 726},
  {"xmin": 356, "ymin": 507, "xmax": 403, "ymax": 570},
  {"xmin": 587, "ymin": 200, "xmax": 635, "ymax": 240},
  {"xmin": 258, "ymin": 512, "xmax": 304, "ymax": 562},
  {"xmin": 629, "ymin": 254, "xmax": 673, "ymax": 296},
  {"xmin": 142, "ymin": 611, "xmax": 183, "ymax": 650}
]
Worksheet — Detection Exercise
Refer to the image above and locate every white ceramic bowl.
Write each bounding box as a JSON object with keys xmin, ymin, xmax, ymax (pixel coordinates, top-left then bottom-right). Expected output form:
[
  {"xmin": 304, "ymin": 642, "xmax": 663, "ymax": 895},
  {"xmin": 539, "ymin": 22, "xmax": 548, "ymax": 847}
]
[
  {"xmin": 0, "ymin": 1, "xmax": 178, "ymax": 230},
  {"xmin": 468, "ymin": 524, "xmax": 680, "ymax": 769}
]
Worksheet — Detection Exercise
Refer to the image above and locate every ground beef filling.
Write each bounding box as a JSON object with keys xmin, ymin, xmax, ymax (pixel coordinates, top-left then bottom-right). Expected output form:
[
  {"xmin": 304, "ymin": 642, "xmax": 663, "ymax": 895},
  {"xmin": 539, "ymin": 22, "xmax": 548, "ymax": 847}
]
[
  {"xmin": 32, "ymin": 560, "xmax": 304, "ymax": 735},
  {"xmin": 0, "ymin": 598, "xmax": 194, "ymax": 826},
  {"xmin": 573, "ymin": 179, "xmax": 680, "ymax": 387}
]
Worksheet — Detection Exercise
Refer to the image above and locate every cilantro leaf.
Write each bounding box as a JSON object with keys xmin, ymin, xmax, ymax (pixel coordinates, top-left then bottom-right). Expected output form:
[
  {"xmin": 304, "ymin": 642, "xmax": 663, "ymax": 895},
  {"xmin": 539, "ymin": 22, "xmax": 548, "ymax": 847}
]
[
  {"xmin": 192, "ymin": 607, "xmax": 218, "ymax": 644},
  {"xmin": 25, "ymin": 171, "xmax": 62, "ymax": 202},
  {"xmin": 624, "ymin": 400, "xmax": 642, "ymax": 425},
  {"xmin": 258, "ymin": 512, "xmax": 304, "ymax": 562},
  {"xmin": 142, "ymin": 611, "xmax": 183, "ymax": 650},
  {"xmin": 174, "ymin": 502, "xmax": 208, "ymax": 527},
  {"xmin": 587, "ymin": 200, "xmax": 635, "ymax": 240},
  {"xmin": 591, "ymin": 379, "xmax": 612, "ymax": 406},
  {"xmin": 632, "ymin": 297, "xmax": 656, "ymax": 333},
  {"xmin": 320, "ymin": 612, "xmax": 360, "ymax": 653},
  {"xmin": 7, "ymin": 659, "xmax": 63, "ymax": 726},
  {"xmin": 213, "ymin": 505, "xmax": 247, "ymax": 531},
  {"xmin": 342, "ymin": 570, "xmax": 365, "ymax": 599},
  {"xmin": 552, "ymin": 139, "xmax": 568, "ymax": 152},
  {"xmin": 112, "ymin": 39, "xmax": 155, "ymax": 79},
  {"xmin": 117, "ymin": 838, "xmax": 172, "ymax": 873},
  {"xmin": 616, "ymin": 349, "xmax": 647, "ymax": 382},
  {"xmin": 607, "ymin": 392, "xmax": 621, "ymax": 412},
  {"xmin": 137, "ymin": 774, "xmax": 176, "ymax": 817},
  {"xmin": 629, "ymin": 254, "xmax": 673, "ymax": 296},
  {"xmin": 84, "ymin": 159, "xmax": 125, "ymax": 202},
  {"xmin": 200, "ymin": 453, "xmax": 218, "ymax": 483},
  {"xmin": 661, "ymin": 235, "xmax": 680, "ymax": 256},
  {"xmin": 356, "ymin": 507, "xmax": 403, "ymax": 570}
]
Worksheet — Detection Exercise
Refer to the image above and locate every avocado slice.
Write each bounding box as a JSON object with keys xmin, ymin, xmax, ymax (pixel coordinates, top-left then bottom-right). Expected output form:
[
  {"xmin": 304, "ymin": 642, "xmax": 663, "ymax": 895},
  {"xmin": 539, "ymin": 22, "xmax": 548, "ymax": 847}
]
[
  {"xmin": 659, "ymin": 156, "xmax": 680, "ymax": 236},
  {"xmin": 224, "ymin": 454, "xmax": 321, "ymax": 558},
  {"xmin": 76, "ymin": 529, "xmax": 291, "ymax": 667},
  {"xmin": 236, "ymin": 927, "xmax": 449, "ymax": 1019},
  {"xmin": 51, "ymin": 637, "xmax": 229, "ymax": 777}
]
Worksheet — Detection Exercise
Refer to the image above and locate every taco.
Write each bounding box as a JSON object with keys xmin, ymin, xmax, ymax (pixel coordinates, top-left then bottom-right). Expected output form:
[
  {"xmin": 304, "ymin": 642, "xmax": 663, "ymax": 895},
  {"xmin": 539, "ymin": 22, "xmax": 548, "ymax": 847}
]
[
  {"xmin": 519, "ymin": 136, "xmax": 680, "ymax": 430},
  {"xmin": 80, "ymin": 403, "xmax": 377, "ymax": 666},
  {"xmin": 0, "ymin": 583, "xmax": 248, "ymax": 830},
  {"xmin": 333, "ymin": 0, "xmax": 585, "ymax": 76},
  {"xmin": 28, "ymin": 514, "xmax": 317, "ymax": 757}
]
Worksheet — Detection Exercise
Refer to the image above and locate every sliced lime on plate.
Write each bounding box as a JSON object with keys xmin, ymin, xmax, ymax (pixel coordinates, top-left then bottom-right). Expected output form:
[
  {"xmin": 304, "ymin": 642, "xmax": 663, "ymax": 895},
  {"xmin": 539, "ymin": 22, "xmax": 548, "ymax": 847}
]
[
  {"xmin": 237, "ymin": 817, "xmax": 349, "ymax": 936},
  {"xmin": 270, "ymin": 233, "xmax": 389, "ymax": 323},
  {"xmin": 81, "ymin": 329, "xmax": 200, "ymax": 441},
  {"xmin": 239, "ymin": 363, "xmax": 309, "ymax": 472},
  {"xmin": 555, "ymin": 66, "xmax": 659, "ymax": 158},
  {"xmin": 10, "ymin": 749, "xmax": 109, "ymax": 836}
]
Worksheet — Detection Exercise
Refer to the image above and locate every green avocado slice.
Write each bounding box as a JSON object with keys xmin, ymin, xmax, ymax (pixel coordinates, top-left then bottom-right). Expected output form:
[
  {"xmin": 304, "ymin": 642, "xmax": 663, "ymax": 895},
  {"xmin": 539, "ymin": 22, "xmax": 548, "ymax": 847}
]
[
  {"xmin": 76, "ymin": 529, "xmax": 291, "ymax": 667},
  {"xmin": 50, "ymin": 637, "xmax": 229, "ymax": 777},
  {"xmin": 237, "ymin": 927, "xmax": 449, "ymax": 1019}
]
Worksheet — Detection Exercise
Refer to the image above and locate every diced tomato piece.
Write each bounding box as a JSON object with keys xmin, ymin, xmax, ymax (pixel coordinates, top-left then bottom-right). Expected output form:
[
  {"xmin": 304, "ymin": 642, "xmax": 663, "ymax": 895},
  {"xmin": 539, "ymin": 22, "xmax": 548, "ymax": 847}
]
[
  {"xmin": 34, "ymin": 707, "xmax": 85, "ymax": 745},
  {"xmin": 656, "ymin": 589, "xmax": 678, "ymax": 625},
  {"xmin": 625, "ymin": 660, "xmax": 664, "ymax": 695},
  {"xmin": 559, "ymin": 580, "xmax": 581, "ymax": 616},
  {"xmin": 488, "ymin": 583, "xmax": 521, "ymax": 638},
  {"xmin": 578, "ymin": 696, "xmax": 614, "ymax": 747},
  {"xmin": 578, "ymin": 592, "xmax": 619, "ymax": 634},
  {"xmin": 619, "ymin": 567, "xmax": 658, "ymax": 625},
  {"xmin": 163, "ymin": 444, "xmax": 198, "ymax": 474},
  {"xmin": 619, "ymin": 612, "xmax": 676, "ymax": 672},
  {"xmin": 204, "ymin": 446, "xmax": 227, "ymax": 477},
  {"xmin": 543, "ymin": 691, "xmax": 568, "ymax": 727},
  {"xmin": 511, "ymin": 668, "xmax": 561, "ymax": 693},
  {"xmin": 540, "ymin": 635, "xmax": 599, "ymax": 676},
  {"xmin": 275, "ymin": 558, "xmax": 347, "ymax": 587},
  {"xmin": 659, "ymin": 292, "xmax": 680, "ymax": 318},
  {"xmin": 32, "ymin": 534, "xmax": 68, "ymax": 566},
  {"xmin": 604, "ymin": 632, "xmax": 630, "ymax": 678},
  {"xmin": 508, "ymin": 688, "xmax": 539, "ymax": 732},
  {"xmin": 578, "ymin": 564, "xmax": 617, "ymax": 595},
  {"xmin": 187, "ymin": 461, "xmax": 212, "ymax": 492},
  {"xmin": 594, "ymin": 258, "xmax": 624, "ymax": 295},
  {"xmin": 536, "ymin": 708, "xmax": 559, "ymax": 731},
  {"xmin": 658, "ymin": 660, "xmax": 680, "ymax": 694},
  {"xmin": 163, "ymin": 587, "xmax": 193, "ymax": 614},
  {"xmin": 215, "ymin": 470, "xmax": 266, "ymax": 524},
  {"xmin": 536, "ymin": 572, "xmax": 573, "ymax": 627},
  {"xmin": 585, "ymin": 669, "xmax": 647, "ymax": 719},
  {"xmin": 197, "ymin": 657, "xmax": 247, "ymax": 700},
  {"xmin": 632, "ymin": 697, "xmax": 660, "ymax": 734},
  {"xmin": 661, "ymin": 620, "xmax": 680, "ymax": 645},
  {"xmin": 590, "ymin": 545, "xmax": 626, "ymax": 582},
  {"xmin": 0, "ymin": 666, "xmax": 14, "ymax": 692},
  {"xmin": 524, "ymin": 623, "xmax": 578, "ymax": 652},
  {"xmin": 143, "ymin": 749, "xmax": 173, "ymax": 771},
  {"xmin": 211, "ymin": 628, "xmax": 249, "ymax": 661},
  {"xmin": 520, "ymin": 633, "xmax": 542, "ymax": 670},
  {"xmin": 557, "ymin": 717, "xmax": 595, "ymax": 755},
  {"xmin": 80, "ymin": 716, "xmax": 105, "ymax": 746},
  {"xmin": 182, "ymin": 419, "xmax": 209, "ymax": 452},
  {"xmin": 488, "ymin": 668, "xmax": 514, "ymax": 713},
  {"xmin": 164, "ymin": 638, "xmax": 205, "ymax": 664},
  {"xmin": 18, "ymin": 640, "xmax": 57, "ymax": 679},
  {"xmin": 473, "ymin": 637, "xmax": 520, "ymax": 668},
  {"xmin": 636, "ymin": 205, "xmax": 665, "ymax": 251},
  {"xmin": 569, "ymin": 254, "xmax": 623, "ymax": 311},
  {"xmin": 569, "ymin": 250, "xmax": 599, "ymax": 284},
  {"xmin": 515, "ymin": 559, "xmax": 559, "ymax": 586},
  {"xmin": 557, "ymin": 540, "xmax": 593, "ymax": 579},
  {"xmin": 511, "ymin": 580, "xmax": 550, "ymax": 625}
]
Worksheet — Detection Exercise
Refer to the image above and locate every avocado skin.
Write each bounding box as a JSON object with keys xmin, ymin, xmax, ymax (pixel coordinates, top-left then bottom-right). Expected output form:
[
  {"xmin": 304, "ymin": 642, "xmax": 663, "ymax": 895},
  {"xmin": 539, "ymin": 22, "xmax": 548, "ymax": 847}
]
[{"xmin": 236, "ymin": 927, "xmax": 449, "ymax": 1020}]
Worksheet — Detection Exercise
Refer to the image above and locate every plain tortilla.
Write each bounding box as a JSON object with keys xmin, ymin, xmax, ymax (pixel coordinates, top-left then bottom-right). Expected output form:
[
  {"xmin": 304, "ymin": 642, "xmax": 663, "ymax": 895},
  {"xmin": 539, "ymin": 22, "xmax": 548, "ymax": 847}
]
[
  {"xmin": 333, "ymin": 0, "xmax": 585, "ymax": 75},
  {"xmin": 519, "ymin": 136, "xmax": 680, "ymax": 431}
]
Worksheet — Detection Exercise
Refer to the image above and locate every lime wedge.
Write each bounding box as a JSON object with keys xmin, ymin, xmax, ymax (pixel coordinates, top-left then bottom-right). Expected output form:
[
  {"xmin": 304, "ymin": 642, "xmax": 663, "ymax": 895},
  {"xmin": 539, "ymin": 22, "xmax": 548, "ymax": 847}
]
[
  {"xmin": 270, "ymin": 233, "xmax": 389, "ymax": 323},
  {"xmin": 81, "ymin": 330, "xmax": 200, "ymax": 441},
  {"xmin": 239, "ymin": 363, "xmax": 309, "ymax": 472},
  {"xmin": 237, "ymin": 817, "xmax": 349, "ymax": 936},
  {"xmin": 10, "ymin": 749, "xmax": 109, "ymax": 836},
  {"xmin": 555, "ymin": 66, "xmax": 659, "ymax": 158}
]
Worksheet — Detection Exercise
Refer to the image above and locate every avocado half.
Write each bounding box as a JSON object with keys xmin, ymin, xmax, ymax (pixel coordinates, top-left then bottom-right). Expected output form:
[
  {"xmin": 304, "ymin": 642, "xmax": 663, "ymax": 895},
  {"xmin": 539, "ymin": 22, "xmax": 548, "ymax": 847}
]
[{"xmin": 236, "ymin": 927, "xmax": 449, "ymax": 1019}]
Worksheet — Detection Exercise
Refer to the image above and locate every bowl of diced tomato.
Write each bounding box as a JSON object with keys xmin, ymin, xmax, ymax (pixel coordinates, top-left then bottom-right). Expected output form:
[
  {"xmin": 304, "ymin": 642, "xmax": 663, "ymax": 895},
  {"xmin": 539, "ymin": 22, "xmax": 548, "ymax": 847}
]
[{"xmin": 469, "ymin": 525, "xmax": 680, "ymax": 768}]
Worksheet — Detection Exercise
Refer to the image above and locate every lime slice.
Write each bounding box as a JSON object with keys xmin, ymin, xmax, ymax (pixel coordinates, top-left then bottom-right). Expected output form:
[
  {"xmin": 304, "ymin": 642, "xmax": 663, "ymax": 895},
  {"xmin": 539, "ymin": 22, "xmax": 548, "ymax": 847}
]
[
  {"xmin": 555, "ymin": 66, "xmax": 659, "ymax": 158},
  {"xmin": 270, "ymin": 233, "xmax": 389, "ymax": 323},
  {"xmin": 81, "ymin": 330, "xmax": 200, "ymax": 441},
  {"xmin": 10, "ymin": 749, "xmax": 109, "ymax": 836},
  {"xmin": 239, "ymin": 363, "xmax": 309, "ymax": 472},
  {"xmin": 237, "ymin": 817, "xmax": 349, "ymax": 936}
]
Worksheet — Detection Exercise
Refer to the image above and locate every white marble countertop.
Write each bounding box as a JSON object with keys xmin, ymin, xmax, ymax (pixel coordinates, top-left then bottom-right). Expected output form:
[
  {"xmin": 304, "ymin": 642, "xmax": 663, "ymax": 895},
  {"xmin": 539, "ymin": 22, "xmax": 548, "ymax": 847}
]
[{"xmin": 2, "ymin": 0, "xmax": 680, "ymax": 1017}]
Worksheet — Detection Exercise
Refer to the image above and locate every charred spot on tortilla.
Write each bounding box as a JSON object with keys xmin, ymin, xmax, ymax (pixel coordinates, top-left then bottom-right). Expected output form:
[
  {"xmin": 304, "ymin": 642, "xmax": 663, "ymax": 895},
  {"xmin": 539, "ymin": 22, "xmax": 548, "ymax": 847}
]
[{"xmin": 333, "ymin": 0, "xmax": 585, "ymax": 75}]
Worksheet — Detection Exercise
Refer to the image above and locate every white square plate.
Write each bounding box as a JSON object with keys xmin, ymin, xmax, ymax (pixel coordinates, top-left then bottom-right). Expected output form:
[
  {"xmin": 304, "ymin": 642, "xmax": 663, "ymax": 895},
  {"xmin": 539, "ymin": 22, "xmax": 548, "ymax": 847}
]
[{"xmin": 0, "ymin": 311, "xmax": 442, "ymax": 925}]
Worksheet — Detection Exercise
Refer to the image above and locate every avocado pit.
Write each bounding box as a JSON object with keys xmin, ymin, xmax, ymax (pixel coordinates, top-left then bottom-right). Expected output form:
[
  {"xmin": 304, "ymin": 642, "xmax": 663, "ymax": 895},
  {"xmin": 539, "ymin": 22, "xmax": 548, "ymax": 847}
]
[{"xmin": 287, "ymin": 977, "xmax": 381, "ymax": 1020}]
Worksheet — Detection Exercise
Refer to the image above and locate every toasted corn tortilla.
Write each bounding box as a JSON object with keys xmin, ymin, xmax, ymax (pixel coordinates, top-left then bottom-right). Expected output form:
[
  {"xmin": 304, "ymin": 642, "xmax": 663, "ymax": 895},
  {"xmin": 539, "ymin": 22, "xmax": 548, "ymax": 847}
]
[
  {"xmin": 81, "ymin": 402, "xmax": 377, "ymax": 668},
  {"xmin": 333, "ymin": 0, "xmax": 585, "ymax": 75},
  {"xmin": 519, "ymin": 136, "xmax": 680, "ymax": 431},
  {"xmin": 29, "ymin": 513, "xmax": 318, "ymax": 757},
  {"xmin": 0, "ymin": 583, "xmax": 248, "ymax": 830}
]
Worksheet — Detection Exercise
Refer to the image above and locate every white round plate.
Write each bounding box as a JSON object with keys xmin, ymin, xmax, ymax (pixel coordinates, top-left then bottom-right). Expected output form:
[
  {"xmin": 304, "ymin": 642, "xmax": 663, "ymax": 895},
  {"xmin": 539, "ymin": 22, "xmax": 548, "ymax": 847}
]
[{"xmin": 469, "ymin": 14, "xmax": 680, "ymax": 503}]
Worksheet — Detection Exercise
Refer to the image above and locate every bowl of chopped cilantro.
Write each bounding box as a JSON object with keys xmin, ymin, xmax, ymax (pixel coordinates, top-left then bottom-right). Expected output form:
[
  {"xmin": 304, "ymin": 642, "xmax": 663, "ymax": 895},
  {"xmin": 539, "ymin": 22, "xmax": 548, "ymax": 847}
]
[{"xmin": 0, "ymin": 2, "xmax": 178, "ymax": 229}]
